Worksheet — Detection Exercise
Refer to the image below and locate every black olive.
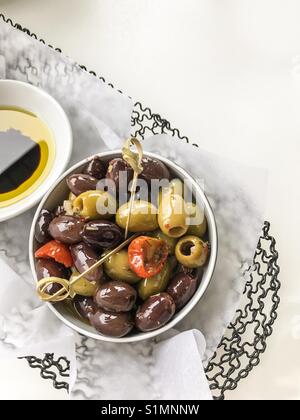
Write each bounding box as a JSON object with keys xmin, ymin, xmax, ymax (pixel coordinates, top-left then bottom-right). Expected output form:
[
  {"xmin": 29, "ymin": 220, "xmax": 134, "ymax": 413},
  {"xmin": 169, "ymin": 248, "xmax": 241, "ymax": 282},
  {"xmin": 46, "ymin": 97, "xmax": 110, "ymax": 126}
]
[
  {"xmin": 81, "ymin": 220, "xmax": 123, "ymax": 249},
  {"xmin": 34, "ymin": 209, "xmax": 54, "ymax": 244}
]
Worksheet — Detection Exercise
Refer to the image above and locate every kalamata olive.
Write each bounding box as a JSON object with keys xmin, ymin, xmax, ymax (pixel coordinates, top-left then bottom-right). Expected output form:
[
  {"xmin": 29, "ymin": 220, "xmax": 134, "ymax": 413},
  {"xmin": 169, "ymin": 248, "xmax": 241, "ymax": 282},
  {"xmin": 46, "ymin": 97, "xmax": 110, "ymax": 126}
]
[
  {"xmin": 34, "ymin": 209, "xmax": 54, "ymax": 244},
  {"xmin": 83, "ymin": 157, "xmax": 106, "ymax": 180},
  {"xmin": 94, "ymin": 281, "xmax": 137, "ymax": 312},
  {"xmin": 35, "ymin": 258, "xmax": 70, "ymax": 280},
  {"xmin": 135, "ymin": 293, "xmax": 175, "ymax": 332},
  {"xmin": 49, "ymin": 215, "xmax": 85, "ymax": 244},
  {"xmin": 106, "ymin": 158, "xmax": 133, "ymax": 189},
  {"xmin": 81, "ymin": 220, "xmax": 123, "ymax": 249},
  {"xmin": 66, "ymin": 174, "xmax": 99, "ymax": 196},
  {"xmin": 166, "ymin": 272, "xmax": 198, "ymax": 310},
  {"xmin": 73, "ymin": 295, "xmax": 97, "ymax": 319},
  {"xmin": 70, "ymin": 242, "xmax": 103, "ymax": 282},
  {"xmin": 90, "ymin": 309, "xmax": 134, "ymax": 338},
  {"xmin": 35, "ymin": 258, "xmax": 70, "ymax": 295},
  {"xmin": 139, "ymin": 157, "xmax": 170, "ymax": 184}
]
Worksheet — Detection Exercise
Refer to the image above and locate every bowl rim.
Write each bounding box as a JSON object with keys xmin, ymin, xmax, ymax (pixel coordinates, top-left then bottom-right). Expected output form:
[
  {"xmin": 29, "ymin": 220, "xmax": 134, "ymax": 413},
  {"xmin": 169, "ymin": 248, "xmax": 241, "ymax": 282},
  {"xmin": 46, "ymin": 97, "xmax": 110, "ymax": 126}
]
[
  {"xmin": 29, "ymin": 150, "xmax": 218, "ymax": 343},
  {"xmin": 0, "ymin": 79, "xmax": 73, "ymax": 222}
]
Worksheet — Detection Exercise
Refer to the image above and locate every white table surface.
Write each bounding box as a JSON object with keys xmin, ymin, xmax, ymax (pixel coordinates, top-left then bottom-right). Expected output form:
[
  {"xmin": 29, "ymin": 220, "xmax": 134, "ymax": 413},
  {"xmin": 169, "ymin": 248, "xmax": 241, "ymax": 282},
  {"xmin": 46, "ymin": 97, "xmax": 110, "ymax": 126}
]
[{"xmin": 0, "ymin": 0, "xmax": 299, "ymax": 400}]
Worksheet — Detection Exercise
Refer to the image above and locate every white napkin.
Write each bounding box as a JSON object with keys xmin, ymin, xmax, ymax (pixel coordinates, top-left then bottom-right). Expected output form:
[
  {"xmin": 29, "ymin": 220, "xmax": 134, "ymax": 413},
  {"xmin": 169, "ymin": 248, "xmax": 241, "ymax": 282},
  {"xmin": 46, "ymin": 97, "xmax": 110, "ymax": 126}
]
[{"xmin": 0, "ymin": 257, "xmax": 212, "ymax": 400}]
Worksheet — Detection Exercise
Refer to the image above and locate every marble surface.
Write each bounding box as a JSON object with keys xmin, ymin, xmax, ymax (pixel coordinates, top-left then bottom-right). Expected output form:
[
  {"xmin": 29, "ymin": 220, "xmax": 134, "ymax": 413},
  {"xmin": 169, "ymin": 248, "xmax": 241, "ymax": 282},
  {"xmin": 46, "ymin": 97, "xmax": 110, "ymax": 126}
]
[{"xmin": 0, "ymin": 0, "xmax": 299, "ymax": 400}]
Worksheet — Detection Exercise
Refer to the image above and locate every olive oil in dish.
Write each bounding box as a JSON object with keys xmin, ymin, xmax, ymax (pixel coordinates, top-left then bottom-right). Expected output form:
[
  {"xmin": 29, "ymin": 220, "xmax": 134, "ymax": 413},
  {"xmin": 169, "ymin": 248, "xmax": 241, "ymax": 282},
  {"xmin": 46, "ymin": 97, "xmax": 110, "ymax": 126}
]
[{"xmin": 0, "ymin": 106, "xmax": 55, "ymax": 208}]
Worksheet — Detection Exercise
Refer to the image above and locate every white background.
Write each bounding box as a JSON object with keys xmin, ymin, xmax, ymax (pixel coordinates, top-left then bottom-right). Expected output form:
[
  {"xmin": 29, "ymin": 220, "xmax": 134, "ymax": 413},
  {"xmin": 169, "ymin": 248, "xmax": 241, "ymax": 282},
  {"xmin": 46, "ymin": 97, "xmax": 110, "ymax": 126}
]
[{"xmin": 0, "ymin": 0, "xmax": 299, "ymax": 400}]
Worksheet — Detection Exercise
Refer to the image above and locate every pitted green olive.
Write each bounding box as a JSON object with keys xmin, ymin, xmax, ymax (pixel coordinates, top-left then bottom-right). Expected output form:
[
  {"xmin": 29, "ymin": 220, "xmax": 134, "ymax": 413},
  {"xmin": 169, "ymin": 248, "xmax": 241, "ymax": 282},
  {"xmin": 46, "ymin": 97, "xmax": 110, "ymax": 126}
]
[
  {"xmin": 138, "ymin": 259, "xmax": 173, "ymax": 300},
  {"xmin": 150, "ymin": 230, "xmax": 177, "ymax": 254},
  {"xmin": 159, "ymin": 178, "xmax": 184, "ymax": 199},
  {"xmin": 103, "ymin": 249, "xmax": 141, "ymax": 284},
  {"xmin": 116, "ymin": 200, "xmax": 159, "ymax": 232},
  {"xmin": 158, "ymin": 191, "xmax": 188, "ymax": 238},
  {"xmin": 69, "ymin": 270, "xmax": 98, "ymax": 297},
  {"xmin": 175, "ymin": 235, "xmax": 209, "ymax": 268},
  {"xmin": 185, "ymin": 202, "xmax": 207, "ymax": 238},
  {"xmin": 73, "ymin": 190, "xmax": 116, "ymax": 220},
  {"xmin": 169, "ymin": 178, "xmax": 184, "ymax": 196}
]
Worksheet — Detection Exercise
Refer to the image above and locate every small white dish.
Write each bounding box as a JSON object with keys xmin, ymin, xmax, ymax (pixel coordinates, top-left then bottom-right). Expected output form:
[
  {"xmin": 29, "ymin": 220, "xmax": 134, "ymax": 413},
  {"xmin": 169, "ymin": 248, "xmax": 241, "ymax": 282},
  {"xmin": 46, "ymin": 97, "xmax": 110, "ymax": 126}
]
[{"xmin": 0, "ymin": 79, "xmax": 72, "ymax": 222}]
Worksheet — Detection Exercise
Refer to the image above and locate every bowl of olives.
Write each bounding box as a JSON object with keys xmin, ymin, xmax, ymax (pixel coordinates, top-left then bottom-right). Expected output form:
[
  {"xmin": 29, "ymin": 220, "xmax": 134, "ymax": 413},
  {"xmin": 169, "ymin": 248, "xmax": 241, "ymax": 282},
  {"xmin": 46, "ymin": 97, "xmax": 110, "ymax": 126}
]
[{"xmin": 29, "ymin": 149, "xmax": 217, "ymax": 343}]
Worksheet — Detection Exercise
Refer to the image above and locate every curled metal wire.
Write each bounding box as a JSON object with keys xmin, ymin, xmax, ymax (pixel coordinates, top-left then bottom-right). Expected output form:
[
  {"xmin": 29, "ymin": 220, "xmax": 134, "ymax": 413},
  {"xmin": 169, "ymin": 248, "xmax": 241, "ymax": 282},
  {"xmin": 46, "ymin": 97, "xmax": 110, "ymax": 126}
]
[
  {"xmin": 1, "ymin": 13, "xmax": 280, "ymax": 399},
  {"xmin": 19, "ymin": 354, "xmax": 70, "ymax": 391},
  {"xmin": 205, "ymin": 221, "xmax": 280, "ymax": 399}
]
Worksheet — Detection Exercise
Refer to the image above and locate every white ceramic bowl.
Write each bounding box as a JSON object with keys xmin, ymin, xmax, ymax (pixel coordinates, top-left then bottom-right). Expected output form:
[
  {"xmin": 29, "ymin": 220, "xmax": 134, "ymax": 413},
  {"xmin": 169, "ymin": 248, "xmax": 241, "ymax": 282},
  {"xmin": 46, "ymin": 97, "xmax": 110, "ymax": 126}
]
[
  {"xmin": 29, "ymin": 151, "xmax": 218, "ymax": 343},
  {"xmin": 0, "ymin": 80, "xmax": 72, "ymax": 222}
]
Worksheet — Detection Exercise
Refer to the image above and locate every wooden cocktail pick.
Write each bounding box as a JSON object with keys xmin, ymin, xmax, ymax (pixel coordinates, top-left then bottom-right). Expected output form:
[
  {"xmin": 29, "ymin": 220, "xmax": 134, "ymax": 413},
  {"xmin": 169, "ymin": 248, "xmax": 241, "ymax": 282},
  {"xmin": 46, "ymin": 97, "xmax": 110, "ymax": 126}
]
[
  {"xmin": 36, "ymin": 233, "xmax": 139, "ymax": 302},
  {"xmin": 122, "ymin": 137, "xmax": 144, "ymax": 239}
]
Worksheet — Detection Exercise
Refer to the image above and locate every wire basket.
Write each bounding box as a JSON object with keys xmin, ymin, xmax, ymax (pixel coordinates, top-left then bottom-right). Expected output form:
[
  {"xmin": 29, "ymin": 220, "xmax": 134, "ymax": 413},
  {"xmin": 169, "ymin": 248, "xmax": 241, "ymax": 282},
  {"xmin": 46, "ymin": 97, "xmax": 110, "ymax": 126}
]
[{"xmin": 1, "ymin": 13, "xmax": 280, "ymax": 400}]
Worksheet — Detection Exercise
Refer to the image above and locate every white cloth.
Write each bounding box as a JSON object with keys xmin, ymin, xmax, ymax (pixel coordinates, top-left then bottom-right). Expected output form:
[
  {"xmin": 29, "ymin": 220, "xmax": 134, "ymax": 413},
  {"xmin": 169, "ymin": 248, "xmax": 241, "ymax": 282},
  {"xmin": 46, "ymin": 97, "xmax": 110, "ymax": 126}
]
[{"xmin": 0, "ymin": 258, "xmax": 212, "ymax": 400}]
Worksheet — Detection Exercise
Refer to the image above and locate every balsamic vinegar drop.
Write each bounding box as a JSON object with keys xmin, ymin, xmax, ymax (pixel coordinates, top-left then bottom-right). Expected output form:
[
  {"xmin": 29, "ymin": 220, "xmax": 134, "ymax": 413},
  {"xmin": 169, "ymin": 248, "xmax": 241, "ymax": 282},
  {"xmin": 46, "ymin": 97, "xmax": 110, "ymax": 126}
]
[{"xmin": 0, "ymin": 107, "xmax": 55, "ymax": 208}]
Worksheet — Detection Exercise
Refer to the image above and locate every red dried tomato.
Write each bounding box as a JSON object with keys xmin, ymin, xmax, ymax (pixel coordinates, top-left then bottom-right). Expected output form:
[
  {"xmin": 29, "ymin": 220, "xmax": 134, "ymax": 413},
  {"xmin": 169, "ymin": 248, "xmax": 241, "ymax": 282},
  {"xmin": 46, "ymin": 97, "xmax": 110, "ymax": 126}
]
[
  {"xmin": 35, "ymin": 240, "xmax": 73, "ymax": 268},
  {"xmin": 128, "ymin": 236, "xmax": 168, "ymax": 278}
]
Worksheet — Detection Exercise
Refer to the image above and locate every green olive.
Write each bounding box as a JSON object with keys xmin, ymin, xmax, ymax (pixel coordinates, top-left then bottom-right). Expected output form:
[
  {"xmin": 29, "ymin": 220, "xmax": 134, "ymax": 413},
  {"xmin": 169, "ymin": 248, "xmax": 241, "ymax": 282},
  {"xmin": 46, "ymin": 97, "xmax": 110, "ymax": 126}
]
[
  {"xmin": 175, "ymin": 235, "xmax": 209, "ymax": 268},
  {"xmin": 103, "ymin": 249, "xmax": 141, "ymax": 284},
  {"xmin": 157, "ymin": 179, "xmax": 184, "ymax": 206},
  {"xmin": 168, "ymin": 179, "xmax": 184, "ymax": 196},
  {"xmin": 116, "ymin": 200, "xmax": 159, "ymax": 232},
  {"xmin": 73, "ymin": 190, "xmax": 116, "ymax": 220},
  {"xmin": 69, "ymin": 270, "xmax": 98, "ymax": 297},
  {"xmin": 185, "ymin": 202, "xmax": 207, "ymax": 238},
  {"xmin": 158, "ymin": 190, "xmax": 188, "ymax": 238},
  {"xmin": 138, "ymin": 259, "xmax": 173, "ymax": 300},
  {"xmin": 150, "ymin": 230, "xmax": 178, "ymax": 254}
]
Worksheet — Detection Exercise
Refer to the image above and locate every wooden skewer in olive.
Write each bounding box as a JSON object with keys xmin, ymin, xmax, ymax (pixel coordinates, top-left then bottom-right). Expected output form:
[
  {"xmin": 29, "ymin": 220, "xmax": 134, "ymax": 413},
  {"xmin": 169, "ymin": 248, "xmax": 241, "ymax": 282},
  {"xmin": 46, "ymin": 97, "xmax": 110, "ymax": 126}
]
[
  {"xmin": 121, "ymin": 137, "xmax": 144, "ymax": 239},
  {"xmin": 37, "ymin": 233, "xmax": 140, "ymax": 302}
]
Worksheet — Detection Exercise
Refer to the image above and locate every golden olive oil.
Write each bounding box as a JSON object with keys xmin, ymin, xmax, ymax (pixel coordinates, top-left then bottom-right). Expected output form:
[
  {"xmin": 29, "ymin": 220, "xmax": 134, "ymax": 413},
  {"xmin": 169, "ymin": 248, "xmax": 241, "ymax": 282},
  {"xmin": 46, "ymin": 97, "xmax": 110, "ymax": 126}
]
[{"xmin": 0, "ymin": 107, "xmax": 55, "ymax": 208}]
